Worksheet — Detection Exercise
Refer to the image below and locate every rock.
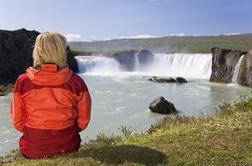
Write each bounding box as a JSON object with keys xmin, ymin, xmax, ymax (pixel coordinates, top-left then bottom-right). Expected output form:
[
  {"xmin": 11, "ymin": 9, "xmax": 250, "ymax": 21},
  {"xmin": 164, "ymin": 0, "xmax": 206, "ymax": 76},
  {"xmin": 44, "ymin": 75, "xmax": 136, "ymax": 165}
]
[
  {"xmin": 110, "ymin": 50, "xmax": 137, "ymax": 71},
  {"xmin": 209, "ymin": 47, "xmax": 252, "ymax": 87},
  {"xmin": 148, "ymin": 76, "xmax": 187, "ymax": 83},
  {"xmin": 149, "ymin": 97, "xmax": 177, "ymax": 114},
  {"xmin": 209, "ymin": 47, "xmax": 247, "ymax": 83},
  {"xmin": 137, "ymin": 50, "xmax": 154, "ymax": 67},
  {"xmin": 109, "ymin": 49, "xmax": 154, "ymax": 71},
  {"xmin": 0, "ymin": 29, "xmax": 79, "ymax": 85},
  {"xmin": 66, "ymin": 46, "xmax": 79, "ymax": 73},
  {"xmin": 148, "ymin": 76, "xmax": 176, "ymax": 83},
  {"xmin": 239, "ymin": 50, "xmax": 252, "ymax": 87},
  {"xmin": 176, "ymin": 77, "xmax": 187, "ymax": 83},
  {"xmin": 0, "ymin": 29, "xmax": 39, "ymax": 84}
]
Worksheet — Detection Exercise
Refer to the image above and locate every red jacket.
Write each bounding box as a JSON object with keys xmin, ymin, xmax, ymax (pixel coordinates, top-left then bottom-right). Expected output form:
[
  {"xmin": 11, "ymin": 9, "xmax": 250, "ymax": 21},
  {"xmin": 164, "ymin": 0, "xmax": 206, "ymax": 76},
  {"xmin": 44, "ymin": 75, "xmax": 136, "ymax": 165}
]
[{"xmin": 10, "ymin": 64, "xmax": 91, "ymax": 159}]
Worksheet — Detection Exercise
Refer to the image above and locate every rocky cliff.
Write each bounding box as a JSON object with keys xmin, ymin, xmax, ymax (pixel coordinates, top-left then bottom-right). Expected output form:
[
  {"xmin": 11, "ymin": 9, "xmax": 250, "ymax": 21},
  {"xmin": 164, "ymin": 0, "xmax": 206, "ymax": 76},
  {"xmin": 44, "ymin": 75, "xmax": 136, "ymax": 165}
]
[
  {"xmin": 239, "ymin": 49, "xmax": 252, "ymax": 87},
  {"xmin": 108, "ymin": 49, "xmax": 154, "ymax": 71},
  {"xmin": 210, "ymin": 47, "xmax": 252, "ymax": 87},
  {"xmin": 0, "ymin": 29, "xmax": 78, "ymax": 85}
]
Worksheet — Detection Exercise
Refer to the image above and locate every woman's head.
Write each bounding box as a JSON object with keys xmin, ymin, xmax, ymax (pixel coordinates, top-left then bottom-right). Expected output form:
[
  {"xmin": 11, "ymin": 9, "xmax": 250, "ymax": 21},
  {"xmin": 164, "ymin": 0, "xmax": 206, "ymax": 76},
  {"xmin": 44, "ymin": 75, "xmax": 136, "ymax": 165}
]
[{"xmin": 33, "ymin": 32, "xmax": 67, "ymax": 69}]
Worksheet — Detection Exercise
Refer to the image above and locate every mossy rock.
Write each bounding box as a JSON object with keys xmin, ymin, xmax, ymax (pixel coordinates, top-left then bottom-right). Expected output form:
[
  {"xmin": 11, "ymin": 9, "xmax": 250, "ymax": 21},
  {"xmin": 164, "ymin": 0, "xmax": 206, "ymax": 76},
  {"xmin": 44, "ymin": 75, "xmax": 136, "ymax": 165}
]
[{"xmin": 0, "ymin": 84, "xmax": 14, "ymax": 96}]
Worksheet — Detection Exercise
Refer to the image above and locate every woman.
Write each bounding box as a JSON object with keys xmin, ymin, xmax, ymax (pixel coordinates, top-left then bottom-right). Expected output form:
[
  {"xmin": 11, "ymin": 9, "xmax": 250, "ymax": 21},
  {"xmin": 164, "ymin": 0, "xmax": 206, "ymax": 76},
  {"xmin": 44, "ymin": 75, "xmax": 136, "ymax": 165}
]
[{"xmin": 10, "ymin": 32, "xmax": 91, "ymax": 159}]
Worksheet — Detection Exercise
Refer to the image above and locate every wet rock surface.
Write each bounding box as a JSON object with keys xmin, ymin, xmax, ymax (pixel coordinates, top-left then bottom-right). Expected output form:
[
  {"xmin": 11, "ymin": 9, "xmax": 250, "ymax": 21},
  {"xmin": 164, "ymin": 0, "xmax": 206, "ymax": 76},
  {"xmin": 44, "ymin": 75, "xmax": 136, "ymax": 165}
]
[{"xmin": 149, "ymin": 96, "xmax": 177, "ymax": 114}]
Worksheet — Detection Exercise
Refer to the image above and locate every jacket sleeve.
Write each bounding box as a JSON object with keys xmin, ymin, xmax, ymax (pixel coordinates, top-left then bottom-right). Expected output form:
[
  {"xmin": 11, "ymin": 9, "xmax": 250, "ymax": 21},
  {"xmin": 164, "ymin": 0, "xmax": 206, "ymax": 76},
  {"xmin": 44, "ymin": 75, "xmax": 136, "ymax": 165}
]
[
  {"xmin": 10, "ymin": 79, "xmax": 27, "ymax": 133},
  {"xmin": 77, "ymin": 80, "xmax": 91, "ymax": 132}
]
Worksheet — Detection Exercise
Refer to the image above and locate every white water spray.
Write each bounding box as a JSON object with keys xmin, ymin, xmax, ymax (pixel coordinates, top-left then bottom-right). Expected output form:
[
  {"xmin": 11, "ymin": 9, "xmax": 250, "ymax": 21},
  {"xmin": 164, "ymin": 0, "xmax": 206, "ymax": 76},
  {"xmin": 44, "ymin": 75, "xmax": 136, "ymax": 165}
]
[
  {"xmin": 145, "ymin": 53, "xmax": 212, "ymax": 79},
  {"xmin": 76, "ymin": 53, "xmax": 212, "ymax": 79},
  {"xmin": 77, "ymin": 56, "xmax": 121, "ymax": 75},
  {"xmin": 232, "ymin": 55, "xmax": 245, "ymax": 84},
  {"xmin": 134, "ymin": 53, "xmax": 140, "ymax": 70}
]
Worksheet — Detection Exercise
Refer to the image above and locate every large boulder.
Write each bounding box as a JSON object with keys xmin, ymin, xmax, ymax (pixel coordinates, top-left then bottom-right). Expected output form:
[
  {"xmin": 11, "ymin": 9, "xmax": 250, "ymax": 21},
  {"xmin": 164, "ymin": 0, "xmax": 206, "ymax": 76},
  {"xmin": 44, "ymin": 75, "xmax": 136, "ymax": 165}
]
[
  {"xmin": 0, "ymin": 29, "xmax": 79, "ymax": 85},
  {"xmin": 209, "ymin": 47, "xmax": 247, "ymax": 83},
  {"xmin": 149, "ymin": 97, "xmax": 177, "ymax": 114}
]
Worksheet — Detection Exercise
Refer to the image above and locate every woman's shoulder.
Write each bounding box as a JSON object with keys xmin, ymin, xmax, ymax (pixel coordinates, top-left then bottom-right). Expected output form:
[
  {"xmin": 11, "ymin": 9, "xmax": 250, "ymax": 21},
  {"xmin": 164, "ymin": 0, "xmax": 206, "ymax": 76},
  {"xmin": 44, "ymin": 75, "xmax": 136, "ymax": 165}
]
[
  {"xmin": 68, "ymin": 73, "xmax": 88, "ymax": 90},
  {"xmin": 13, "ymin": 73, "xmax": 32, "ymax": 93},
  {"xmin": 70, "ymin": 73, "xmax": 84, "ymax": 83},
  {"xmin": 16, "ymin": 73, "xmax": 29, "ymax": 81}
]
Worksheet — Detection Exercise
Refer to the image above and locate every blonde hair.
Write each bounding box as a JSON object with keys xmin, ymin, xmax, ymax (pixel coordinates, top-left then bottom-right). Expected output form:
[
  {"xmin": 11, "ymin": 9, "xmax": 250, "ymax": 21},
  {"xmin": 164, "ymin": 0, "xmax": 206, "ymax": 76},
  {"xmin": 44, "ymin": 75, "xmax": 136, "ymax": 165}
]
[{"xmin": 33, "ymin": 32, "xmax": 67, "ymax": 69}]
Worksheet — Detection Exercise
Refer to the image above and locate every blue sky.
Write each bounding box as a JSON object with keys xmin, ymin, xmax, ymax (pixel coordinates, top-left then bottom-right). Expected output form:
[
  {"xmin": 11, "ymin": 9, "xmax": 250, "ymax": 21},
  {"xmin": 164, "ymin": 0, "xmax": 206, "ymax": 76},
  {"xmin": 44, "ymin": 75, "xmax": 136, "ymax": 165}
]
[{"xmin": 0, "ymin": 0, "xmax": 251, "ymax": 41}]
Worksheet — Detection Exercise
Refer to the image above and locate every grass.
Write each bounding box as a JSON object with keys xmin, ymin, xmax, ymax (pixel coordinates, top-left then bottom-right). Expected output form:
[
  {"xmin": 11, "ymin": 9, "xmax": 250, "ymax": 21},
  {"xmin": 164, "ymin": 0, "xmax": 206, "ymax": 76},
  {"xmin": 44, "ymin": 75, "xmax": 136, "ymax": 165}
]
[
  {"xmin": 69, "ymin": 34, "xmax": 252, "ymax": 54},
  {"xmin": 1, "ymin": 95, "xmax": 252, "ymax": 165}
]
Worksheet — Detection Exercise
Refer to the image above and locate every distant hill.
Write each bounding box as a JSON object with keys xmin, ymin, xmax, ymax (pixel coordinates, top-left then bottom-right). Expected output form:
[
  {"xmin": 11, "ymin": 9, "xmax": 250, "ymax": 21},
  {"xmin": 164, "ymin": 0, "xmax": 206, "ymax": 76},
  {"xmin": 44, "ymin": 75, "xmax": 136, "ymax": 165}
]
[{"xmin": 69, "ymin": 34, "xmax": 252, "ymax": 54}]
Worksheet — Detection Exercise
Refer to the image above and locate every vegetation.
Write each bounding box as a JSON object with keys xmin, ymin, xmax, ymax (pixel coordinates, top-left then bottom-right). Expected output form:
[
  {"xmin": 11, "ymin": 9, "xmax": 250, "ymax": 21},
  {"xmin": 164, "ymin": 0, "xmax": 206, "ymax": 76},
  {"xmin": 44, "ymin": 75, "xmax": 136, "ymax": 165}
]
[
  {"xmin": 69, "ymin": 34, "xmax": 252, "ymax": 54},
  {"xmin": 105, "ymin": 49, "xmax": 138, "ymax": 56},
  {"xmin": 0, "ymin": 84, "xmax": 13, "ymax": 96},
  {"xmin": 1, "ymin": 94, "xmax": 252, "ymax": 165}
]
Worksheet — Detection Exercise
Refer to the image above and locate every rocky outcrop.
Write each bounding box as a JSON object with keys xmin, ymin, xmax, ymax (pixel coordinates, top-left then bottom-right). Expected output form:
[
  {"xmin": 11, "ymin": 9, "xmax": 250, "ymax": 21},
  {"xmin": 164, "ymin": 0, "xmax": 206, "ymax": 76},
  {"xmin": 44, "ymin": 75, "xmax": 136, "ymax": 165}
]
[
  {"xmin": 239, "ymin": 50, "xmax": 252, "ymax": 87},
  {"xmin": 209, "ymin": 47, "xmax": 247, "ymax": 84},
  {"xmin": 149, "ymin": 97, "xmax": 177, "ymax": 114},
  {"xmin": 148, "ymin": 76, "xmax": 176, "ymax": 83},
  {"xmin": 137, "ymin": 49, "xmax": 154, "ymax": 67},
  {"xmin": 0, "ymin": 29, "xmax": 79, "ymax": 85},
  {"xmin": 110, "ymin": 50, "xmax": 137, "ymax": 71},
  {"xmin": 148, "ymin": 76, "xmax": 187, "ymax": 83},
  {"xmin": 109, "ymin": 49, "xmax": 154, "ymax": 71},
  {"xmin": 66, "ymin": 46, "xmax": 79, "ymax": 73},
  {"xmin": 176, "ymin": 77, "xmax": 188, "ymax": 83},
  {"xmin": 0, "ymin": 29, "xmax": 39, "ymax": 84}
]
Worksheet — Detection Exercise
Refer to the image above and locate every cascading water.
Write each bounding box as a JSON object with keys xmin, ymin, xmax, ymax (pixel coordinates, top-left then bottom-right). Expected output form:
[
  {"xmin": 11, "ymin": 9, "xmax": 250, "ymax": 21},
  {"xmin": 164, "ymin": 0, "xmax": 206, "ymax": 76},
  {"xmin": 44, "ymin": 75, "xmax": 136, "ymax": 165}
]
[
  {"xmin": 145, "ymin": 53, "xmax": 212, "ymax": 79},
  {"xmin": 76, "ymin": 53, "xmax": 212, "ymax": 79},
  {"xmin": 232, "ymin": 55, "xmax": 245, "ymax": 84},
  {"xmin": 134, "ymin": 53, "xmax": 140, "ymax": 70},
  {"xmin": 76, "ymin": 56, "xmax": 121, "ymax": 75}
]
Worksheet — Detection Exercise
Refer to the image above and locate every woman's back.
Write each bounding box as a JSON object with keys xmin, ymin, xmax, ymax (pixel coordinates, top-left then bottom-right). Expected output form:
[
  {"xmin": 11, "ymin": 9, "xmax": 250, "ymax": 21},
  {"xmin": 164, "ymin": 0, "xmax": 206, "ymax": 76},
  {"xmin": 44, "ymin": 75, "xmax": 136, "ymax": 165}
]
[{"xmin": 10, "ymin": 32, "xmax": 91, "ymax": 159}]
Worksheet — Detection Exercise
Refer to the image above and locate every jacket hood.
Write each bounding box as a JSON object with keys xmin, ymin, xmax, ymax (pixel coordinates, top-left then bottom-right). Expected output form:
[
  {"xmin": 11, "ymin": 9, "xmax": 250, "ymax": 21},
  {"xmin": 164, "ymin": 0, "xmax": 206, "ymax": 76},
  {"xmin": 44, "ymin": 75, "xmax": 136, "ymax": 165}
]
[{"xmin": 26, "ymin": 64, "xmax": 73, "ymax": 86}]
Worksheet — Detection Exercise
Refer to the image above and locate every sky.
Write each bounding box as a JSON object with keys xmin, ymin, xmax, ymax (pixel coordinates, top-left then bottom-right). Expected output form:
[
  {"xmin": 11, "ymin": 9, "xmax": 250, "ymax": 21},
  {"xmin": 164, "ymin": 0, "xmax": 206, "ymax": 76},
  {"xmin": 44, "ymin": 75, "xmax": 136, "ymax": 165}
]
[{"xmin": 0, "ymin": 0, "xmax": 251, "ymax": 41}]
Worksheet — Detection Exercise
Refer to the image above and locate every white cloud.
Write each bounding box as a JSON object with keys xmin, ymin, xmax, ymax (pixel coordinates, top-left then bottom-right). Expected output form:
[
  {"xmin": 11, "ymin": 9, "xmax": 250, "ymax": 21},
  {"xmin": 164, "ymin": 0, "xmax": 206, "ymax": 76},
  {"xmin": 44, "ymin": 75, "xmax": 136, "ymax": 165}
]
[
  {"xmin": 118, "ymin": 33, "xmax": 187, "ymax": 39},
  {"xmin": 65, "ymin": 34, "xmax": 81, "ymax": 41},
  {"xmin": 169, "ymin": 33, "xmax": 186, "ymax": 36},
  {"xmin": 224, "ymin": 33, "xmax": 241, "ymax": 36},
  {"xmin": 119, "ymin": 34, "xmax": 159, "ymax": 39}
]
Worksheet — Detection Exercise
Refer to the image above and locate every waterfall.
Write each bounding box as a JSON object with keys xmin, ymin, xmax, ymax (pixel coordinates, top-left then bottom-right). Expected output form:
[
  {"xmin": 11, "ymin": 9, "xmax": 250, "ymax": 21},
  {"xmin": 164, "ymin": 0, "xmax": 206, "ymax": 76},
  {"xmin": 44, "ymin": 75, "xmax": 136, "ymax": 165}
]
[
  {"xmin": 134, "ymin": 53, "xmax": 140, "ymax": 70},
  {"xmin": 145, "ymin": 53, "xmax": 212, "ymax": 79},
  {"xmin": 76, "ymin": 56, "xmax": 121, "ymax": 75},
  {"xmin": 76, "ymin": 53, "xmax": 212, "ymax": 79},
  {"xmin": 232, "ymin": 55, "xmax": 245, "ymax": 84}
]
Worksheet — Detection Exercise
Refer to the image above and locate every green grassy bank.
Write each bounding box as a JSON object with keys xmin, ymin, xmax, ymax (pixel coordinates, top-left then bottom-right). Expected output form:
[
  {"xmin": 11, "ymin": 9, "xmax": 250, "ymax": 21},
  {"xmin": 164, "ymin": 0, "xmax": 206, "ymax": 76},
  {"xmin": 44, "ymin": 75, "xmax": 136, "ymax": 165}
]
[{"xmin": 1, "ymin": 95, "xmax": 252, "ymax": 166}]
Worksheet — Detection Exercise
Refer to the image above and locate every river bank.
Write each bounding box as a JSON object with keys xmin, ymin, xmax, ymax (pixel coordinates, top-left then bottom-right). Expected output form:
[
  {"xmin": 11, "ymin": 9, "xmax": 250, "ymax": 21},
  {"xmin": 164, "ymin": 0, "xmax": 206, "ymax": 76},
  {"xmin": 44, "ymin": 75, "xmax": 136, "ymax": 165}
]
[{"xmin": 1, "ymin": 95, "xmax": 252, "ymax": 165}]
